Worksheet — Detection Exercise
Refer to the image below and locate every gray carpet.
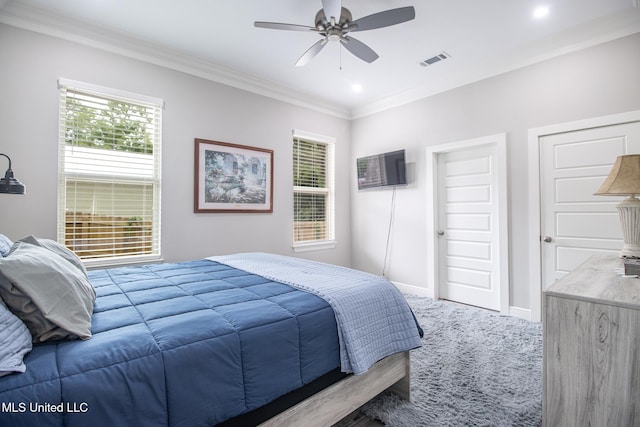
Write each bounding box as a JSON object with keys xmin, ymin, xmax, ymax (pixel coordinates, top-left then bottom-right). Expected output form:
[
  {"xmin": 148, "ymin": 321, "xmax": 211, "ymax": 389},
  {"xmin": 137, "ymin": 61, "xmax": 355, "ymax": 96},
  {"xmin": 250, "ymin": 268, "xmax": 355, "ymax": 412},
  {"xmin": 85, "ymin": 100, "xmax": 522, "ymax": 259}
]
[{"xmin": 360, "ymin": 295, "xmax": 543, "ymax": 426}]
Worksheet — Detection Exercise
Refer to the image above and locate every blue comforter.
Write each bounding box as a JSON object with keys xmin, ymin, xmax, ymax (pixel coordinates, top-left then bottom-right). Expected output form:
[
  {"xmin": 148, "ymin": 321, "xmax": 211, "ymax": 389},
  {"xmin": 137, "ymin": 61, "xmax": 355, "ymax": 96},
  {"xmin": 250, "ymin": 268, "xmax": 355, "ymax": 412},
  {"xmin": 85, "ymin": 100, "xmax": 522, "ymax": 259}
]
[
  {"xmin": 0, "ymin": 260, "xmax": 340, "ymax": 426},
  {"xmin": 210, "ymin": 253, "xmax": 423, "ymax": 375}
]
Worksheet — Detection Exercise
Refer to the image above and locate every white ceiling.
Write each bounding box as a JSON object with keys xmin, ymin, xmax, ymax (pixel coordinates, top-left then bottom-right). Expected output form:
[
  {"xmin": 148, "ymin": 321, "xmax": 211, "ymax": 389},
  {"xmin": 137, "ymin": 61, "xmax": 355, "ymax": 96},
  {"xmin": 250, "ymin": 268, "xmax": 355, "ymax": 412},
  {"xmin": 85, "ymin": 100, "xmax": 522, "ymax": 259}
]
[{"xmin": 1, "ymin": 0, "xmax": 639, "ymax": 118}]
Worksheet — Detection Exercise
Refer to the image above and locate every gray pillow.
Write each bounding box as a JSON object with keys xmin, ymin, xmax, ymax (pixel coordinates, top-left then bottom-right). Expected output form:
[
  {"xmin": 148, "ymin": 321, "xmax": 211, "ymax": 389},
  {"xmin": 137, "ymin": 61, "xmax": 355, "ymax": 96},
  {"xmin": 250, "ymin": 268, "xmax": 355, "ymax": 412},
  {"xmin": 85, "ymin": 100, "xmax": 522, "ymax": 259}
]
[
  {"xmin": 18, "ymin": 235, "xmax": 88, "ymax": 277},
  {"xmin": 0, "ymin": 234, "xmax": 12, "ymax": 258},
  {"xmin": 0, "ymin": 299, "xmax": 32, "ymax": 377},
  {"xmin": 0, "ymin": 242, "xmax": 96, "ymax": 342}
]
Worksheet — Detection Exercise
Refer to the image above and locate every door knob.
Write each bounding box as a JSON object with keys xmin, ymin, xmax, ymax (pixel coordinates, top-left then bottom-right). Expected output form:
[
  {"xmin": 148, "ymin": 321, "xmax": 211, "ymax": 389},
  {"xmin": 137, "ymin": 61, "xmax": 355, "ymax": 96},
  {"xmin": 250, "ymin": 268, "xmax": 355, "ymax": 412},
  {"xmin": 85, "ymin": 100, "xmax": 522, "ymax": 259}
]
[
  {"xmin": 543, "ymin": 236, "xmax": 552, "ymax": 242},
  {"xmin": 437, "ymin": 230, "xmax": 445, "ymax": 236}
]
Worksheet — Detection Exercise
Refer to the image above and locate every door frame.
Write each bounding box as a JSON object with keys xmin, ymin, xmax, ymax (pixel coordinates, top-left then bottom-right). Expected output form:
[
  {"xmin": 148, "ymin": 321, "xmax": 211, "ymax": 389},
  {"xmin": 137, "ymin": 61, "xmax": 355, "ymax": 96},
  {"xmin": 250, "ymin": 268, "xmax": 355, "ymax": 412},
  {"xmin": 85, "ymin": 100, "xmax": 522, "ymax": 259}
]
[
  {"xmin": 426, "ymin": 133, "xmax": 510, "ymax": 314},
  {"xmin": 527, "ymin": 110, "xmax": 640, "ymax": 322}
]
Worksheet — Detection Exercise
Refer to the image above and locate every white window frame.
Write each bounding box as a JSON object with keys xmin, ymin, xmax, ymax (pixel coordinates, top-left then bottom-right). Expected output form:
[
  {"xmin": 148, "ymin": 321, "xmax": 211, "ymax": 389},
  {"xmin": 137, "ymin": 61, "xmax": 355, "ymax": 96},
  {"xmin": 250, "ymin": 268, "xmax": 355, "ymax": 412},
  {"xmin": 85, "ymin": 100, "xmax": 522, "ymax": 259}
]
[
  {"xmin": 57, "ymin": 78, "xmax": 163, "ymax": 268},
  {"xmin": 292, "ymin": 129, "xmax": 336, "ymax": 252}
]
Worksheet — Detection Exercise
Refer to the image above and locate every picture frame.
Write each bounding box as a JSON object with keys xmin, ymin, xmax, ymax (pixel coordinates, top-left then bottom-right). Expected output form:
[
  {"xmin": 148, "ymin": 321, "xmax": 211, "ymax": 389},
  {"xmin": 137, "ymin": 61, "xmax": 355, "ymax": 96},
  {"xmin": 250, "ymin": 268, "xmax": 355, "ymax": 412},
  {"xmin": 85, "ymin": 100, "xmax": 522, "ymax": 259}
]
[{"xmin": 194, "ymin": 138, "xmax": 273, "ymax": 213}]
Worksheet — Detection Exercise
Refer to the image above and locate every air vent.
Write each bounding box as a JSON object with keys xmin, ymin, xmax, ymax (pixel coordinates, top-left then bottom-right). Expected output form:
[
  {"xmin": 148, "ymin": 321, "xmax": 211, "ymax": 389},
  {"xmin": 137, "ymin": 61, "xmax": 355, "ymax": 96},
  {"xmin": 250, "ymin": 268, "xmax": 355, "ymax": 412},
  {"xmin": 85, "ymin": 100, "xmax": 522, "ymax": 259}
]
[{"xmin": 420, "ymin": 51, "xmax": 450, "ymax": 67}]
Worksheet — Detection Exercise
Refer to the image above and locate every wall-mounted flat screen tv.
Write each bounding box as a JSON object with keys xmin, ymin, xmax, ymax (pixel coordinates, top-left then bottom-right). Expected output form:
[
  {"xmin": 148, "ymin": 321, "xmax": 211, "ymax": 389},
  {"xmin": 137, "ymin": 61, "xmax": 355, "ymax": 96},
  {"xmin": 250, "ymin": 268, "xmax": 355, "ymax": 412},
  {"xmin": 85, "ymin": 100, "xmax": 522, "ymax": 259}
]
[{"xmin": 357, "ymin": 149, "xmax": 408, "ymax": 190}]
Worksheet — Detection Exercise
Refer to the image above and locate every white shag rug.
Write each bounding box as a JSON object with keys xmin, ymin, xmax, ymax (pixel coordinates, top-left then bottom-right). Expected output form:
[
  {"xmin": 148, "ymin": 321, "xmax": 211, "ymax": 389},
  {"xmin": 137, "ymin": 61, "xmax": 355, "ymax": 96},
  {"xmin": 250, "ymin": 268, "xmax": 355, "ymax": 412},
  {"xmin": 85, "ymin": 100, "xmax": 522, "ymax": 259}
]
[{"xmin": 360, "ymin": 294, "xmax": 543, "ymax": 427}]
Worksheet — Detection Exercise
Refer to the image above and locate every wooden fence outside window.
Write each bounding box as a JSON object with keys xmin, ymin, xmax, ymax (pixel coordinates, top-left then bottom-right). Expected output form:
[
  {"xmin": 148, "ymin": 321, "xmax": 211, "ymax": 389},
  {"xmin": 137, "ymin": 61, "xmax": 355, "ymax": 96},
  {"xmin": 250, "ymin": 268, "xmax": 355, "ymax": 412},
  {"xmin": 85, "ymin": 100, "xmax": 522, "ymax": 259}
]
[
  {"xmin": 293, "ymin": 220, "xmax": 327, "ymax": 243},
  {"xmin": 65, "ymin": 212, "xmax": 152, "ymax": 259}
]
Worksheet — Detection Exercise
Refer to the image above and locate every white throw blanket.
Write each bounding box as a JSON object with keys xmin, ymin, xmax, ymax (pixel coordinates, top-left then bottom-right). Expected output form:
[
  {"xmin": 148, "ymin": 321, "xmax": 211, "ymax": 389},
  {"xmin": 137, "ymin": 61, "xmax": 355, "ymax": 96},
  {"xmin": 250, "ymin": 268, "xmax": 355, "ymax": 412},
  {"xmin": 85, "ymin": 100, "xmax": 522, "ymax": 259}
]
[{"xmin": 207, "ymin": 253, "xmax": 422, "ymax": 375}]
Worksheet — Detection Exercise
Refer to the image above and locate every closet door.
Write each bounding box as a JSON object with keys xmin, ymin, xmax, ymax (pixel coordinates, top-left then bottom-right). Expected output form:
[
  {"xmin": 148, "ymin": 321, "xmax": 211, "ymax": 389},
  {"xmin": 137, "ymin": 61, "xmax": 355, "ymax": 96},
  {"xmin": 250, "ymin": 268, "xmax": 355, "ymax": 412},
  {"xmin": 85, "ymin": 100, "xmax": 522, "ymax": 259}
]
[{"xmin": 539, "ymin": 122, "xmax": 640, "ymax": 289}]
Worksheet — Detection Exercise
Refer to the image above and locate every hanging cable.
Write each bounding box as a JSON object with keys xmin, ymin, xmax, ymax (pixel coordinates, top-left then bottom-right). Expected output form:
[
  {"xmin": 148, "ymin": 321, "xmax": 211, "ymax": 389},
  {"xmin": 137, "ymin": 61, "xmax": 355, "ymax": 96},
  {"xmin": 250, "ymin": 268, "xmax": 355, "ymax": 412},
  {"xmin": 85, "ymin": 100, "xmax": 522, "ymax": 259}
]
[{"xmin": 382, "ymin": 186, "xmax": 397, "ymax": 277}]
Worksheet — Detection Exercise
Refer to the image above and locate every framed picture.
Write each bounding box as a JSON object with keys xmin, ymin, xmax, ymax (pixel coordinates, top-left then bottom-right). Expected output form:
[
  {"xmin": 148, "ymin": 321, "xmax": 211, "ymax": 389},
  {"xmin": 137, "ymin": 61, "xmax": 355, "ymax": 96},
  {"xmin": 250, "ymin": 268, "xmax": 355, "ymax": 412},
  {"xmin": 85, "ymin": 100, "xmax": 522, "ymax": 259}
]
[{"xmin": 194, "ymin": 138, "xmax": 273, "ymax": 213}]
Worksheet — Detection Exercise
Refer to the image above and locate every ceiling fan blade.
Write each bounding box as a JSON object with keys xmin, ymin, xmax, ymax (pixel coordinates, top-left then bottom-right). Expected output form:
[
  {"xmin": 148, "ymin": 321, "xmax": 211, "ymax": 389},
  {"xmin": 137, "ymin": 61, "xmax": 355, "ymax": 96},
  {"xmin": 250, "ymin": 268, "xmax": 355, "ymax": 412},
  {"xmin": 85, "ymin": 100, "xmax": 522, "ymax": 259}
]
[
  {"xmin": 296, "ymin": 38, "xmax": 328, "ymax": 67},
  {"xmin": 339, "ymin": 36, "xmax": 379, "ymax": 63},
  {"xmin": 254, "ymin": 21, "xmax": 318, "ymax": 32},
  {"xmin": 321, "ymin": 0, "xmax": 342, "ymax": 23},
  {"xmin": 348, "ymin": 6, "xmax": 415, "ymax": 32}
]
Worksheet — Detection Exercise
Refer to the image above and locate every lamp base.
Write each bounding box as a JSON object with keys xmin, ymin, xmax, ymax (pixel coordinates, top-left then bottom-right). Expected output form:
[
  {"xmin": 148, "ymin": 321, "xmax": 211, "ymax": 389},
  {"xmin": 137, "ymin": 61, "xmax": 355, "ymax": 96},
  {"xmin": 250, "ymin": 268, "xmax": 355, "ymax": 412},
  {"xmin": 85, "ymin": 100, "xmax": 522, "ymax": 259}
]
[
  {"xmin": 617, "ymin": 196, "xmax": 640, "ymax": 259},
  {"xmin": 620, "ymin": 245, "xmax": 640, "ymax": 259}
]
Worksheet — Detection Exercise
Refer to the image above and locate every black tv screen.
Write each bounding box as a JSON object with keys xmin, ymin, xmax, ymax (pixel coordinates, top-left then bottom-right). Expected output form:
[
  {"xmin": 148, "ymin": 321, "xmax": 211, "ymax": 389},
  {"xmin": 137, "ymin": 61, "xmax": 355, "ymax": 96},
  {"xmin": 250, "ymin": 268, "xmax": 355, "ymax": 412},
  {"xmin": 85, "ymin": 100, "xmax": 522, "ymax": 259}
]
[{"xmin": 357, "ymin": 149, "xmax": 407, "ymax": 190}]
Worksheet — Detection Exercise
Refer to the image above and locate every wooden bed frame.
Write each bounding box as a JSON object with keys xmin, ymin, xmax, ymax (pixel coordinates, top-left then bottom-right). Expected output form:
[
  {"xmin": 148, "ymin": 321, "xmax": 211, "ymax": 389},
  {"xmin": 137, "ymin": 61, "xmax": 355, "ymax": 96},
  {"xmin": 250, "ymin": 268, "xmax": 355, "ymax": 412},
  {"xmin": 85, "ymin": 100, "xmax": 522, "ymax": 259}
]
[{"xmin": 260, "ymin": 351, "xmax": 411, "ymax": 426}]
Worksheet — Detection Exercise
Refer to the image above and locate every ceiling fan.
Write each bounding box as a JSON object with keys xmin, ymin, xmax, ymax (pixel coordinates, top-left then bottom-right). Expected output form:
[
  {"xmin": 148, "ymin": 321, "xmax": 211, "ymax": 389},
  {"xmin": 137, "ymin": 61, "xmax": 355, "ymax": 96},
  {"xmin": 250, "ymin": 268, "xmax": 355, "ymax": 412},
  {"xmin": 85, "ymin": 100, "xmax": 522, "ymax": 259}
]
[{"xmin": 254, "ymin": 0, "xmax": 416, "ymax": 67}]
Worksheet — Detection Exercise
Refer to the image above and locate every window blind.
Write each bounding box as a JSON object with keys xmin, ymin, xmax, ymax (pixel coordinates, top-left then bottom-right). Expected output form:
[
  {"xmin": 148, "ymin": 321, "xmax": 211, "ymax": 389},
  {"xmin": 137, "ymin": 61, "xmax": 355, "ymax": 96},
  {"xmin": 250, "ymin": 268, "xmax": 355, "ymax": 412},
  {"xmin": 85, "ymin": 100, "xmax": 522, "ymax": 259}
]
[
  {"xmin": 293, "ymin": 131, "xmax": 335, "ymax": 246},
  {"xmin": 57, "ymin": 80, "xmax": 162, "ymax": 266}
]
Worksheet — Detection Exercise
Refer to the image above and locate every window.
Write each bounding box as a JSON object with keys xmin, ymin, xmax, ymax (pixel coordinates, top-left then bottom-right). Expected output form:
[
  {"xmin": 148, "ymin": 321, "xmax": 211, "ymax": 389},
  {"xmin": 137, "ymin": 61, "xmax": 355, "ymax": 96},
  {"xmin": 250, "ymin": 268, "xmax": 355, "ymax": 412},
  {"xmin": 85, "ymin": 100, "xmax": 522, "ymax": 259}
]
[
  {"xmin": 57, "ymin": 79, "xmax": 163, "ymax": 266},
  {"xmin": 292, "ymin": 130, "xmax": 335, "ymax": 251}
]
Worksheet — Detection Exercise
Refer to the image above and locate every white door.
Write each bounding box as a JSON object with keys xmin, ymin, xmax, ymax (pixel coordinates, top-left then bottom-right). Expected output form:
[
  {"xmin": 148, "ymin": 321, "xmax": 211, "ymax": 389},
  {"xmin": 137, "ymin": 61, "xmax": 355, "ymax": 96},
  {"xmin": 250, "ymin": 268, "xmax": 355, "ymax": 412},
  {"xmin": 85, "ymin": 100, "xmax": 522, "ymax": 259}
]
[
  {"xmin": 437, "ymin": 144, "xmax": 503, "ymax": 311},
  {"xmin": 540, "ymin": 122, "xmax": 640, "ymax": 289}
]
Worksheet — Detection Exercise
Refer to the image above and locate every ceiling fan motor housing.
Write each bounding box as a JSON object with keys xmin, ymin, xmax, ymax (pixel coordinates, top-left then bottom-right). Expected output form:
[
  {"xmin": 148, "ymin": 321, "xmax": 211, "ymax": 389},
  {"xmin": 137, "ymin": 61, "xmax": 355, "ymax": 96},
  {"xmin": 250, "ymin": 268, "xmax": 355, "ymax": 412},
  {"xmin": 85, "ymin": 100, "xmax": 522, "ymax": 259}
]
[{"xmin": 315, "ymin": 7, "xmax": 352, "ymax": 32}]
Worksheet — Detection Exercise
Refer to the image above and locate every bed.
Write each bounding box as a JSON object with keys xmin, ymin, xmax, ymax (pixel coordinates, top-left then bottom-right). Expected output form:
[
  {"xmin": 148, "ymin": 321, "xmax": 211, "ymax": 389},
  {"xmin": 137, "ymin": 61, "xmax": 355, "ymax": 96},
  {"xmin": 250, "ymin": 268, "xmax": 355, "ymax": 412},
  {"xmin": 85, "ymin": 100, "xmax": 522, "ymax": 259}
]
[{"xmin": 0, "ymin": 235, "xmax": 422, "ymax": 426}]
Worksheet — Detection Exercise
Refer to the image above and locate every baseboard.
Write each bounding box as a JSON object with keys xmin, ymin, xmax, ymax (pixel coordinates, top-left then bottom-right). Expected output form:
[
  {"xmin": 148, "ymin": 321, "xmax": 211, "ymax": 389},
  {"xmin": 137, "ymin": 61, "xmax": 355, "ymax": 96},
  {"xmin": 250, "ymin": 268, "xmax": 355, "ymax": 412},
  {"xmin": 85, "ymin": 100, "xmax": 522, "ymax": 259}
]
[
  {"xmin": 508, "ymin": 306, "xmax": 532, "ymax": 321},
  {"xmin": 391, "ymin": 281, "xmax": 432, "ymax": 297},
  {"xmin": 392, "ymin": 280, "xmax": 535, "ymax": 322}
]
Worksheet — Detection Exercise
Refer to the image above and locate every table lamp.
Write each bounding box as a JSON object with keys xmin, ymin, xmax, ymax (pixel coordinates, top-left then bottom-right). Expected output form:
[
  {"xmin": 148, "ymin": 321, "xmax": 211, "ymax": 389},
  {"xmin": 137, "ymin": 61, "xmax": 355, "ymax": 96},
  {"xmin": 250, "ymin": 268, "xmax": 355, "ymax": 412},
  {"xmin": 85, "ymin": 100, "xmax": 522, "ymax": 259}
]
[{"xmin": 594, "ymin": 154, "xmax": 640, "ymax": 258}]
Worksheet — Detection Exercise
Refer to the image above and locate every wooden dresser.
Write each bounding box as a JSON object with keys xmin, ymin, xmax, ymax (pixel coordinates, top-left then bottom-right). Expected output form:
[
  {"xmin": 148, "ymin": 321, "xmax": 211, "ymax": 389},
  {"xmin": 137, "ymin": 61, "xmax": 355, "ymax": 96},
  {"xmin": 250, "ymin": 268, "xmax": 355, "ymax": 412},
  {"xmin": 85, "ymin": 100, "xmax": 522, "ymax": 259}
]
[{"xmin": 543, "ymin": 254, "xmax": 640, "ymax": 427}]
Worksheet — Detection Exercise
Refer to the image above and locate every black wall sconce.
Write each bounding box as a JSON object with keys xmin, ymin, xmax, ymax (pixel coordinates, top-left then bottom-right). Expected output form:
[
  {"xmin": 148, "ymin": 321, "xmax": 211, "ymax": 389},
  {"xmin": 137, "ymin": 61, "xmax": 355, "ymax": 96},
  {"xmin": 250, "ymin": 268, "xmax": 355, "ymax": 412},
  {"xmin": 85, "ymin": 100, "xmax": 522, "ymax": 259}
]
[{"xmin": 0, "ymin": 153, "xmax": 26, "ymax": 194}]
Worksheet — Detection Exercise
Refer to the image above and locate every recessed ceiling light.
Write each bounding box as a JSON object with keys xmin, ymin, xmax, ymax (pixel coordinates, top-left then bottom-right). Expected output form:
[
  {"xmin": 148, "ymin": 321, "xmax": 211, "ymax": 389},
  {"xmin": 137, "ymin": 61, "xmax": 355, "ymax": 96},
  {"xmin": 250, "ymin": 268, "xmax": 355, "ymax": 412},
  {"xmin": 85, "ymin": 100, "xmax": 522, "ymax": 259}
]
[
  {"xmin": 352, "ymin": 84, "xmax": 363, "ymax": 93},
  {"xmin": 533, "ymin": 6, "xmax": 549, "ymax": 19}
]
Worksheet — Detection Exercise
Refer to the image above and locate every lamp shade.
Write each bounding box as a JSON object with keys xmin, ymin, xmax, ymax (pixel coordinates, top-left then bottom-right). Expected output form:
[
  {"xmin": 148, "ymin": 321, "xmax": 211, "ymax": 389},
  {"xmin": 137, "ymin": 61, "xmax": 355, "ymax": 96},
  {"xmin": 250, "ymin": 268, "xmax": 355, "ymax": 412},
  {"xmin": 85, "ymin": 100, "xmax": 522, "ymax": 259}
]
[
  {"xmin": 594, "ymin": 154, "xmax": 640, "ymax": 196},
  {"xmin": 0, "ymin": 153, "xmax": 26, "ymax": 195}
]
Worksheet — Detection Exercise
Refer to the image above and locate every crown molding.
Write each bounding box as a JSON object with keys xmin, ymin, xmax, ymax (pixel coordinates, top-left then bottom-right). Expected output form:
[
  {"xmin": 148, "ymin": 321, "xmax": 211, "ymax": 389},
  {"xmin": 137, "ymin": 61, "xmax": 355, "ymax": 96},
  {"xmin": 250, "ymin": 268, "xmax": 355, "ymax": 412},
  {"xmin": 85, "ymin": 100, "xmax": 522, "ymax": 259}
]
[{"xmin": 0, "ymin": 2, "xmax": 351, "ymax": 120}]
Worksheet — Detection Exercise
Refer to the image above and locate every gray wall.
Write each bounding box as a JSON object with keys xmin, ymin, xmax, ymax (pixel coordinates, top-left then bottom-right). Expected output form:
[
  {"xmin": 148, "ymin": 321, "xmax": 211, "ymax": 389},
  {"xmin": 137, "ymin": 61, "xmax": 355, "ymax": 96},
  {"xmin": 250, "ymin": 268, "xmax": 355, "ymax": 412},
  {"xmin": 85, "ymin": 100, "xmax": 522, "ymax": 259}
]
[
  {"xmin": 350, "ymin": 32, "xmax": 640, "ymax": 312},
  {"xmin": 0, "ymin": 24, "xmax": 352, "ymax": 266}
]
